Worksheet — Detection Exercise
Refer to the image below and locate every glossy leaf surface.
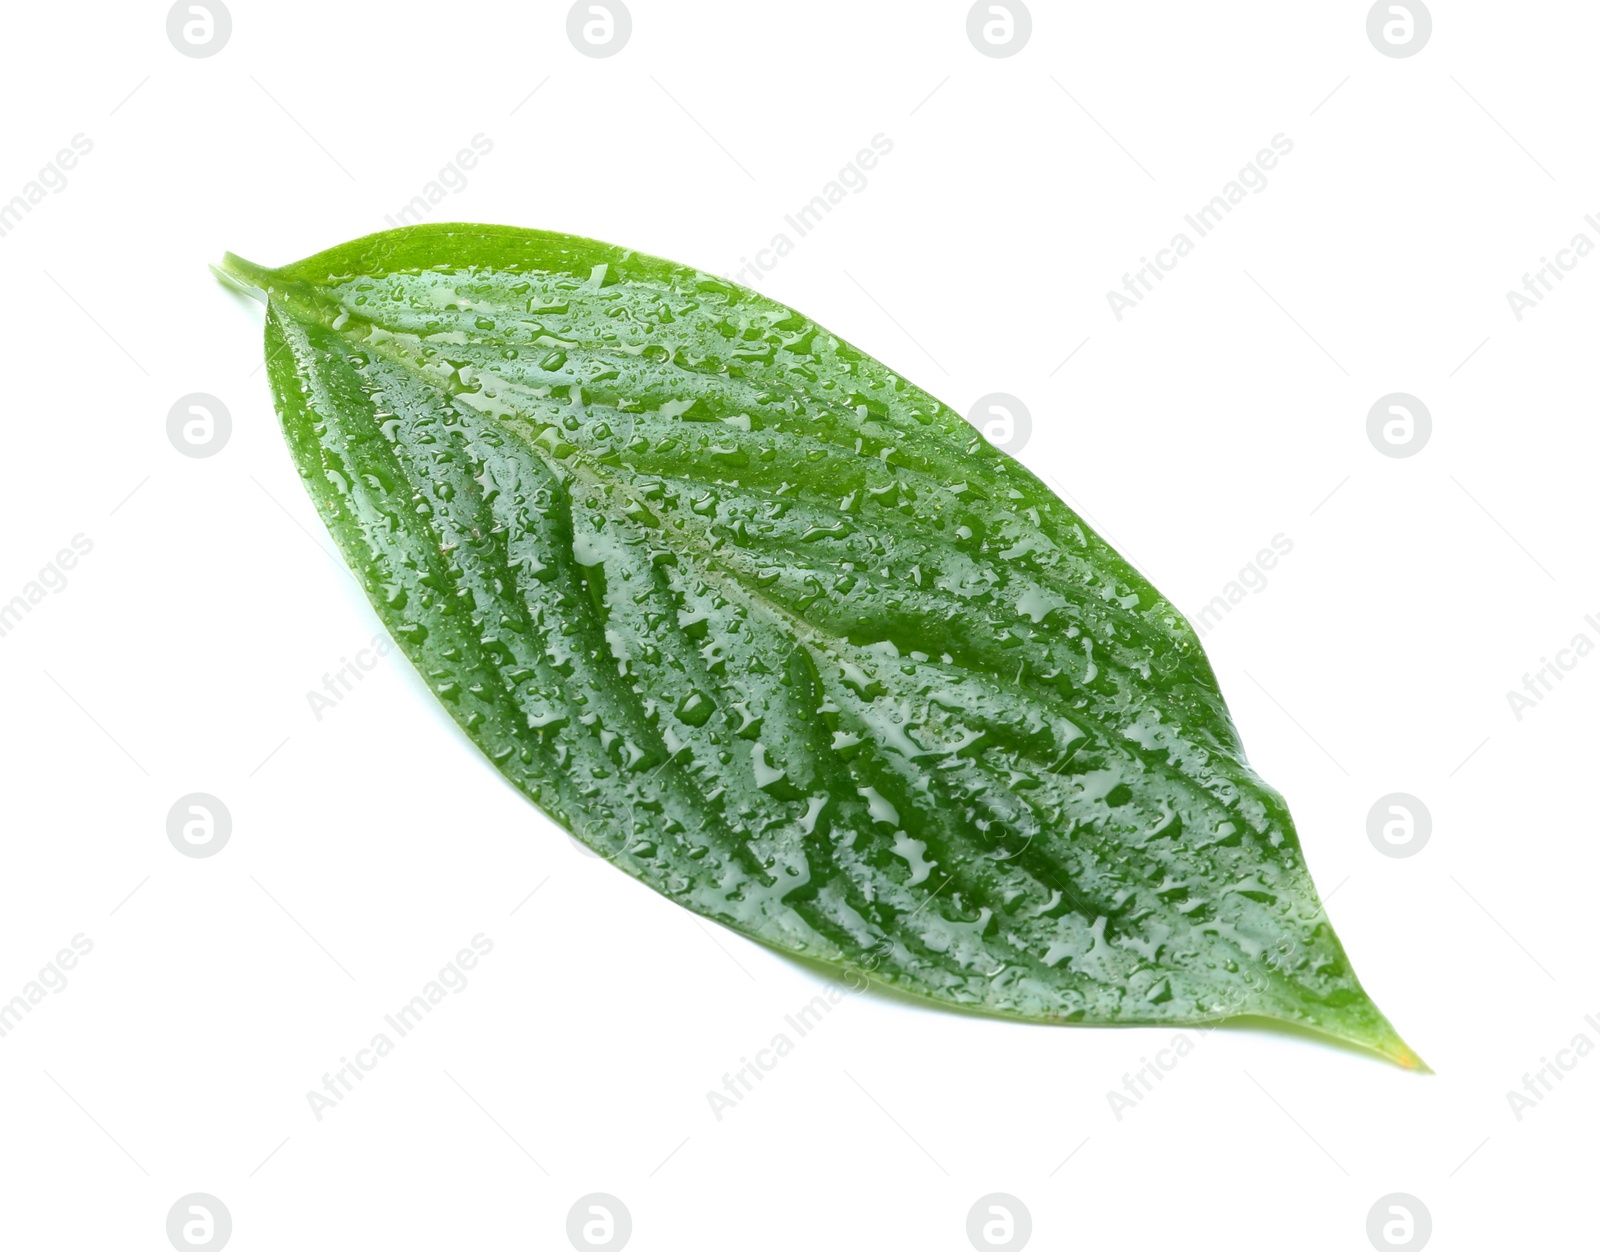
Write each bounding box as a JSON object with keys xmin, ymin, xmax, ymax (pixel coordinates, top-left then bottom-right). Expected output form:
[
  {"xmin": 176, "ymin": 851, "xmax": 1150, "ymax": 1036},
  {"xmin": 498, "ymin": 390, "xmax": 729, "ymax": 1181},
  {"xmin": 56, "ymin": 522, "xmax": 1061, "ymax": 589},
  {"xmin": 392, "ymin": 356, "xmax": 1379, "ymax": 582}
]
[{"xmin": 218, "ymin": 225, "xmax": 1423, "ymax": 1068}]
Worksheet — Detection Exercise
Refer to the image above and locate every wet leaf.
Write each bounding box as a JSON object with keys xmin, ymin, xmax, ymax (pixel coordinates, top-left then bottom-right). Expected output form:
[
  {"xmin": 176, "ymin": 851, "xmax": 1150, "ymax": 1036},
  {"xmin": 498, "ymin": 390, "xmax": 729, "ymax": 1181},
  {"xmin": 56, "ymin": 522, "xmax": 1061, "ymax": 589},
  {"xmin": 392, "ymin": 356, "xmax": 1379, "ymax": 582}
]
[{"xmin": 217, "ymin": 225, "xmax": 1424, "ymax": 1068}]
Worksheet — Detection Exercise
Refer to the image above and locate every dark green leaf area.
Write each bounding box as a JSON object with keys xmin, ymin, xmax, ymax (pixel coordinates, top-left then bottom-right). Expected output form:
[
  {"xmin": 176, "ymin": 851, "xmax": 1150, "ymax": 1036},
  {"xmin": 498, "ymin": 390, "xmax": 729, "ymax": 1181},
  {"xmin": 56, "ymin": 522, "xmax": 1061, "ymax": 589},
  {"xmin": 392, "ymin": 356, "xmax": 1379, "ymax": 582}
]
[{"xmin": 233, "ymin": 227, "xmax": 1421, "ymax": 1066}]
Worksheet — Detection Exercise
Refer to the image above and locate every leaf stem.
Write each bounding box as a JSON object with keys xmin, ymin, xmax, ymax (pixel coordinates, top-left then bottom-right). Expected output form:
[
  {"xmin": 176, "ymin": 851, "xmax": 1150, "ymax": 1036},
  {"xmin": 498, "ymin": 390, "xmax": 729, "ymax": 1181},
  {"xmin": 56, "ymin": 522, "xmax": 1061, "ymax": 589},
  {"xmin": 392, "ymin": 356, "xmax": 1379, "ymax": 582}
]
[{"xmin": 212, "ymin": 253, "xmax": 278, "ymax": 304}]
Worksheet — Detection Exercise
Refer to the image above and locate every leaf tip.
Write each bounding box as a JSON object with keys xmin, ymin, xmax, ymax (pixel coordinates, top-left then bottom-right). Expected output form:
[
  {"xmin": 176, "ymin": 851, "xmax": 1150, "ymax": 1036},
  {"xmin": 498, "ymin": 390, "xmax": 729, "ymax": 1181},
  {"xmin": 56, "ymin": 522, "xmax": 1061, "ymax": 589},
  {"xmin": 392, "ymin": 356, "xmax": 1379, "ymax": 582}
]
[
  {"xmin": 1382, "ymin": 1036, "xmax": 1433, "ymax": 1074},
  {"xmin": 1345, "ymin": 1010, "xmax": 1431, "ymax": 1073}
]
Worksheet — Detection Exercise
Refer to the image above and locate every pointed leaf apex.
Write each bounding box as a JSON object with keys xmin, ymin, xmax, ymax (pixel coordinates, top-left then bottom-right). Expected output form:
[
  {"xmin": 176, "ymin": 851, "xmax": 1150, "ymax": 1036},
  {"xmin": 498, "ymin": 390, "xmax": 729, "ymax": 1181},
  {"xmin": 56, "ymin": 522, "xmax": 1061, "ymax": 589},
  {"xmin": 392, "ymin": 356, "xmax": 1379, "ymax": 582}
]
[{"xmin": 1381, "ymin": 1034, "xmax": 1432, "ymax": 1074}]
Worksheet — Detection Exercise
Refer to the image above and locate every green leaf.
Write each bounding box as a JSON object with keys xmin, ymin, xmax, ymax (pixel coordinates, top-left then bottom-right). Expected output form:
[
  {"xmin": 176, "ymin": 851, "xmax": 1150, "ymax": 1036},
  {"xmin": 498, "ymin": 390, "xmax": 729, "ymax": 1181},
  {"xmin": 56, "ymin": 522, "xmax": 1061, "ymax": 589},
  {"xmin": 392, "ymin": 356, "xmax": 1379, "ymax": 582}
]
[{"xmin": 218, "ymin": 225, "xmax": 1424, "ymax": 1069}]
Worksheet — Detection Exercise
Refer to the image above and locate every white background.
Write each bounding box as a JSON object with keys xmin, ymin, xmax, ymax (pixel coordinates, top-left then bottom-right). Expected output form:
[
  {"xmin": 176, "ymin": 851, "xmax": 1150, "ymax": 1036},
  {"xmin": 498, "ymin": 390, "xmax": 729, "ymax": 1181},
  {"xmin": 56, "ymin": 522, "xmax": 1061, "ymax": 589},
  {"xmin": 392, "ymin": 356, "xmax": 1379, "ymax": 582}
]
[{"xmin": 0, "ymin": 2, "xmax": 1594, "ymax": 1249}]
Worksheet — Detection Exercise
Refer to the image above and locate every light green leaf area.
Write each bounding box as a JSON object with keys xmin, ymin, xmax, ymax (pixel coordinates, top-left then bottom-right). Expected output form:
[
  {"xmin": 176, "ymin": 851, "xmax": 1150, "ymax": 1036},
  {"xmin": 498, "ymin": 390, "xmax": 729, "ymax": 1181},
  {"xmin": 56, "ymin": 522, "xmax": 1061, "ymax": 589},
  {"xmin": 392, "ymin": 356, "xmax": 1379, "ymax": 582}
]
[{"xmin": 218, "ymin": 225, "xmax": 1424, "ymax": 1068}]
